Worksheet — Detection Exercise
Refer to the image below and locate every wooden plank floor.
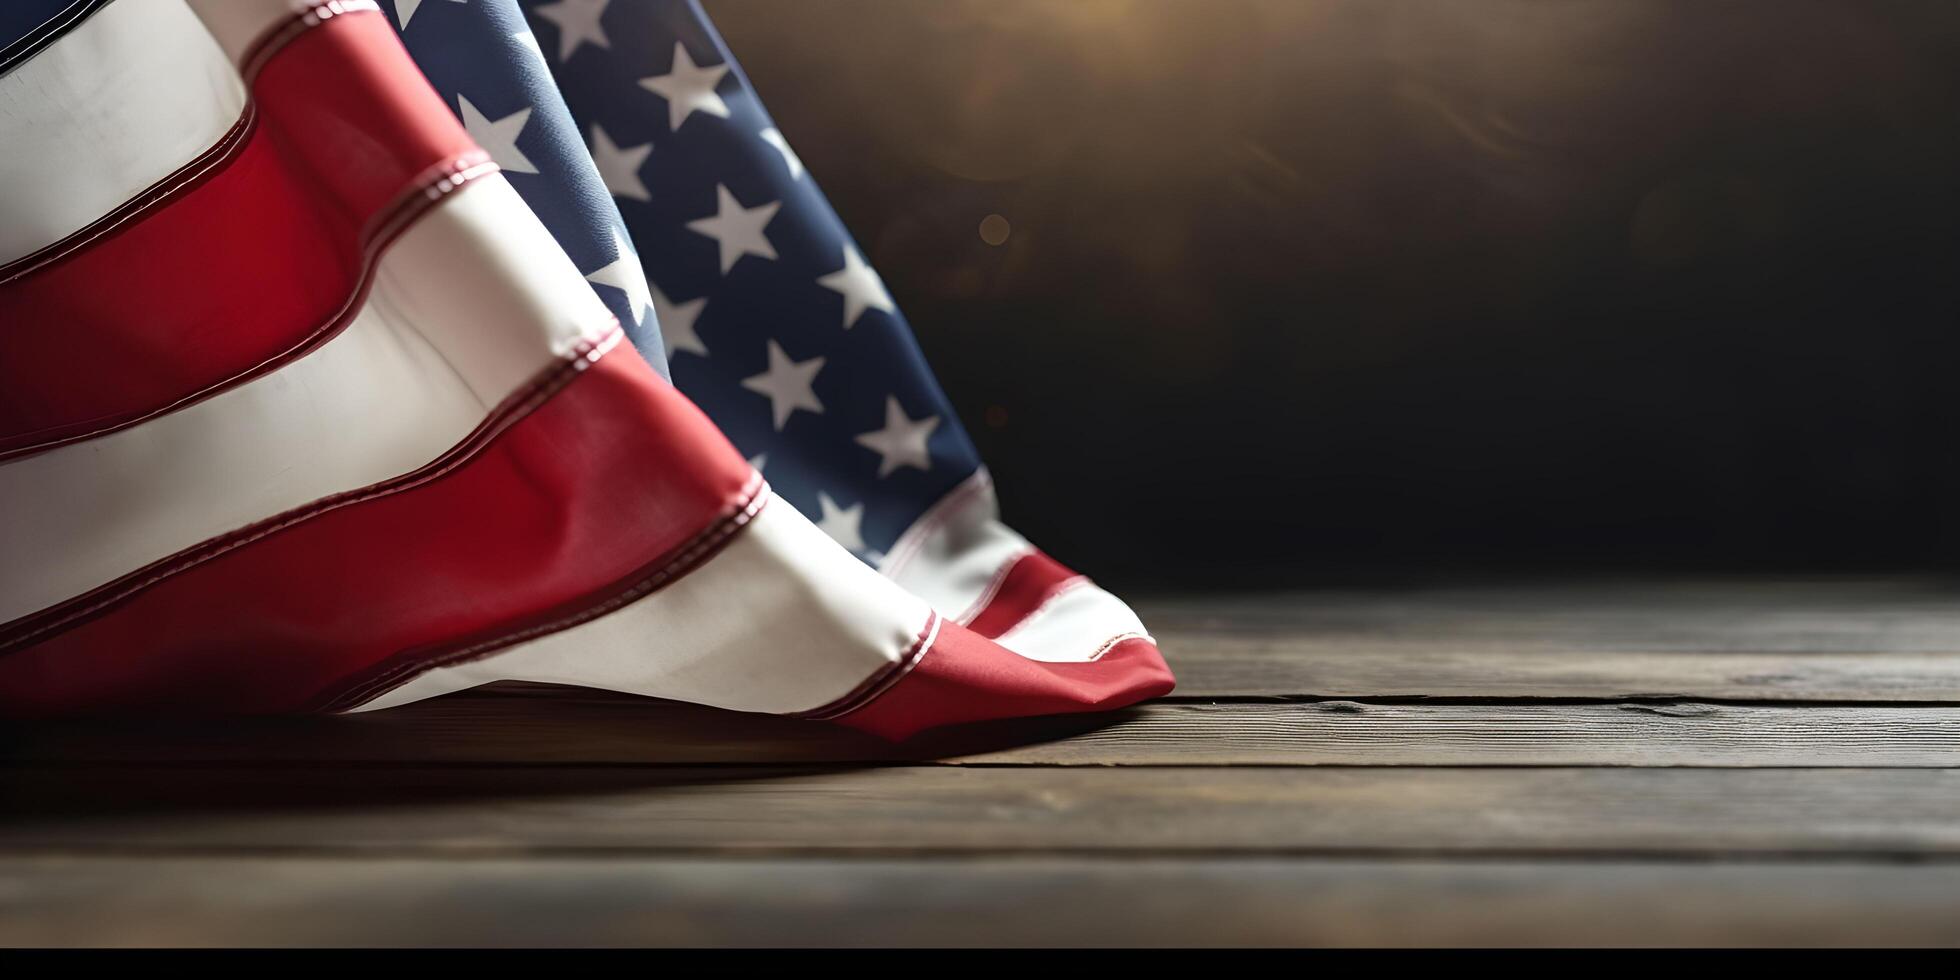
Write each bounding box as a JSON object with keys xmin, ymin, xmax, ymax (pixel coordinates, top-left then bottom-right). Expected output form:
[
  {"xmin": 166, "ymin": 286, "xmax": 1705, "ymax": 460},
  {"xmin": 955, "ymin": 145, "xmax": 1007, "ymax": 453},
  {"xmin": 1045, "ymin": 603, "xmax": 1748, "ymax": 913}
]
[{"xmin": 6, "ymin": 576, "xmax": 1960, "ymax": 946}]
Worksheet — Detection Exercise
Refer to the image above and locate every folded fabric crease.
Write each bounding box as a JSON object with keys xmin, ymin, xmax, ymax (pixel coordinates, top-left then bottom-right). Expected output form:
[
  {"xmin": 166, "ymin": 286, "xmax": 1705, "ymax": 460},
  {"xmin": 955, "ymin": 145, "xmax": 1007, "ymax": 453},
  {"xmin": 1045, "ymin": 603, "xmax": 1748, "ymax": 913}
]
[{"xmin": 0, "ymin": 0, "xmax": 1175, "ymax": 739}]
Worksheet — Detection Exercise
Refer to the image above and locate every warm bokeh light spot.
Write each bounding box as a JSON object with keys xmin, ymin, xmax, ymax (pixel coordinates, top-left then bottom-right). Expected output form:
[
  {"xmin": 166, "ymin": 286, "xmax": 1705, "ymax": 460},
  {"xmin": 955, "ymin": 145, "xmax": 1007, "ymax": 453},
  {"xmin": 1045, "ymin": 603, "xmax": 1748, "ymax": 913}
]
[{"xmin": 978, "ymin": 213, "xmax": 1011, "ymax": 245}]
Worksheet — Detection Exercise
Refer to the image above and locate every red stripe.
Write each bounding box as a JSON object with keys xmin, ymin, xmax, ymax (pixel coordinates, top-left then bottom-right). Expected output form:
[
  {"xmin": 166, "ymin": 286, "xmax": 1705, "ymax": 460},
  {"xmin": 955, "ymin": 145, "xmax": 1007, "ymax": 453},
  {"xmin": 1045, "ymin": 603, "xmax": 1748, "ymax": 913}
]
[
  {"xmin": 832, "ymin": 549, "xmax": 1175, "ymax": 738},
  {"xmin": 833, "ymin": 624, "xmax": 1175, "ymax": 741},
  {"xmin": 0, "ymin": 9, "xmax": 480, "ymax": 459},
  {"xmin": 962, "ymin": 550, "xmax": 1087, "ymax": 639},
  {"xmin": 0, "ymin": 347, "xmax": 756, "ymax": 717},
  {"xmin": 0, "ymin": 104, "xmax": 260, "ymax": 285}
]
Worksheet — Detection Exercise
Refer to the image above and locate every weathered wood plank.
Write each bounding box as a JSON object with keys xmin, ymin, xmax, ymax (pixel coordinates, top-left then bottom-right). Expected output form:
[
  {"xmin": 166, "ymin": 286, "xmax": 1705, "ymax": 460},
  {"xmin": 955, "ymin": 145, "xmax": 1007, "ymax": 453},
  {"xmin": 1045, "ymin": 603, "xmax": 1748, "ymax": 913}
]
[
  {"xmin": 1140, "ymin": 578, "xmax": 1960, "ymax": 654},
  {"xmin": 5, "ymin": 855, "xmax": 1959, "ymax": 947},
  {"xmin": 1158, "ymin": 644, "xmax": 1960, "ymax": 701},
  {"xmin": 9, "ymin": 697, "xmax": 1960, "ymax": 766},
  {"xmin": 1137, "ymin": 578, "xmax": 1960, "ymax": 699},
  {"xmin": 4, "ymin": 767, "xmax": 1958, "ymax": 857},
  {"xmin": 980, "ymin": 701, "xmax": 1960, "ymax": 766}
]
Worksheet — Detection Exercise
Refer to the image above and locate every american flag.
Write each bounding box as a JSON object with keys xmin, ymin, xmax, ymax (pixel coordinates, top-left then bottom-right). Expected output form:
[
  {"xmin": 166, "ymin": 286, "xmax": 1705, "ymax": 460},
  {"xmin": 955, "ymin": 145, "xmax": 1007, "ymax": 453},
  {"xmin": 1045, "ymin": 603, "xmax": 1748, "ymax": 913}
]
[
  {"xmin": 393, "ymin": 0, "xmax": 987, "ymax": 567},
  {"xmin": 0, "ymin": 0, "xmax": 1171, "ymax": 739}
]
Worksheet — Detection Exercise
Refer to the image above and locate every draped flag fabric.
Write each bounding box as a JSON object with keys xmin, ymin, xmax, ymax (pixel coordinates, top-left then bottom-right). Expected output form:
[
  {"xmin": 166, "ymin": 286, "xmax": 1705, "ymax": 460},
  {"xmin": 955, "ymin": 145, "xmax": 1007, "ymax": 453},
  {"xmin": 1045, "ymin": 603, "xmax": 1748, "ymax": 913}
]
[{"xmin": 0, "ymin": 0, "xmax": 1173, "ymax": 740}]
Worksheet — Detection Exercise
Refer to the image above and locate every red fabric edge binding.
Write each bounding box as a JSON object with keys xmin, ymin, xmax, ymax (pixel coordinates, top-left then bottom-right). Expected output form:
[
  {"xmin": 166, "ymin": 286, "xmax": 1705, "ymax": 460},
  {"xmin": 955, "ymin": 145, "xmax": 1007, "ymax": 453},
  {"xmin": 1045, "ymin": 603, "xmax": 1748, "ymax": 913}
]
[
  {"xmin": 824, "ymin": 545, "xmax": 1177, "ymax": 739},
  {"xmin": 832, "ymin": 627, "xmax": 1175, "ymax": 742}
]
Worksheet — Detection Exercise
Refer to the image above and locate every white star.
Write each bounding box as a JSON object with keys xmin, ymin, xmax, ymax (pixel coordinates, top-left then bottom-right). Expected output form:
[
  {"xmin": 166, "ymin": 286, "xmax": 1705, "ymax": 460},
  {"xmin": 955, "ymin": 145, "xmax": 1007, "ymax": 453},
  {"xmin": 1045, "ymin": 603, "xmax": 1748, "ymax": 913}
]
[
  {"xmin": 686, "ymin": 184, "xmax": 780, "ymax": 274},
  {"xmin": 394, "ymin": 0, "xmax": 462, "ymax": 31},
  {"xmin": 740, "ymin": 340, "xmax": 824, "ymax": 430},
  {"xmin": 458, "ymin": 95, "xmax": 537, "ymax": 175},
  {"xmin": 638, "ymin": 43, "xmax": 731, "ymax": 131},
  {"xmin": 512, "ymin": 30, "xmax": 549, "ymax": 71},
  {"xmin": 585, "ymin": 229, "xmax": 652, "ymax": 327},
  {"xmin": 815, "ymin": 492, "xmax": 866, "ymax": 553},
  {"xmin": 532, "ymin": 0, "xmax": 610, "ymax": 61},
  {"xmin": 816, "ymin": 245, "xmax": 895, "ymax": 329},
  {"xmin": 854, "ymin": 397, "xmax": 940, "ymax": 477},
  {"xmin": 653, "ymin": 285, "xmax": 707, "ymax": 358},
  {"xmin": 759, "ymin": 127, "xmax": 805, "ymax": 180},
  {"xmin": 587, "ymin": 125, "xmax": 651, "ymax": 202}
]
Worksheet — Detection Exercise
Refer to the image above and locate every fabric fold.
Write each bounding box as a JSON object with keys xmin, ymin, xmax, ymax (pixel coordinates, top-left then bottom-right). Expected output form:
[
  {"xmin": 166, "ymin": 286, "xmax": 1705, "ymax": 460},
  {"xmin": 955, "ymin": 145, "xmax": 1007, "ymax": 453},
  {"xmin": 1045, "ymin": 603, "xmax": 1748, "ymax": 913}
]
[
  {"xmin": 0, "ymin": 0, "xmax": 1173, "ymax": 738},
  {"xmin": 496, "ymin": 0, "xmax": 1177, "ymax": 684}
]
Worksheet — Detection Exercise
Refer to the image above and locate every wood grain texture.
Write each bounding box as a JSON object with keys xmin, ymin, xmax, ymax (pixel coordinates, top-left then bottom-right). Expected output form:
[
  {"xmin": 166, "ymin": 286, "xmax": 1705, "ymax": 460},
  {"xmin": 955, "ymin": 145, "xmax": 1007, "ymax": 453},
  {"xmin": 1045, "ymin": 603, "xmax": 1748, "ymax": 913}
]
[
  {"xmin": 1159, "ymin": 645, "xmax": 1960, "ymax": 701},
  {"xmin": 1141, "ymin": 578, "xmax": 1960, "ymax": 654},
  {"xmin": 10, "ymin": 696, "xmax": 1960, "ymax": 766},
  {"xmin": 6, "ymin": 855, "xmax": 1960, "ymax": 947},
  {"xmin": 977, "ymin": 701, "xmax": 1960, "ymax": 767},
  {"xmin": 5, "ymin": 766, "xmax": 1959, "ymax": 857},
  {"xmin": 15, "ymin": 578, "xmax": 1960, "ymax": 946},
  {"xmin": 1139, "ymin": 578, "xmax": 1960, "ymax": 699}
]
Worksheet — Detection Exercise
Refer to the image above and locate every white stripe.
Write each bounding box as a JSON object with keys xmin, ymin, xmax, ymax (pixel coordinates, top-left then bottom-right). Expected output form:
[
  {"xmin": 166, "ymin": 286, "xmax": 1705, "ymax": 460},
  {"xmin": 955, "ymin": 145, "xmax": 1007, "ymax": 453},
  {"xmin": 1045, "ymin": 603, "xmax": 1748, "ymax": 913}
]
[
  {"xmin": 882, "ymin": 468, "xmax": 1154, "ymax": 663},
  {"xmin": 994, "ymin": 580, "xmax": 1152, "ymax": 664},
  {"xmin": 352, "ymin": 495, "xmax": 935, "ymax": 716},
  {"xmin": 0, "ymin": 0, "xmax": 245, "ymax": 266},
  {"xmin": 0, "ymin": 176, "xmax": 610, "ymax": 624},
  {"xmin": 879, "ymin": 470, "xmax": 1033, "ymax": 620}
]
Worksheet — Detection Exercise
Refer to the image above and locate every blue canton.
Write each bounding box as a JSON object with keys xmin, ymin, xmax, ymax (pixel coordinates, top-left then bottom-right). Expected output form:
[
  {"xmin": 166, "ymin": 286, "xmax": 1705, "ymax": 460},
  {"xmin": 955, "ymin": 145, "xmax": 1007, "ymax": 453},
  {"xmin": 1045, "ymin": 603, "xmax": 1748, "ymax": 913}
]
[
  {"xmin": 398, "ymin": 0, "xmax": 985, "ymax": 564},
  {"xmin": 386, "ymin": 0, "xmax": 669, "ymax": 375},
  {"xmin": 524, "ymin": 0, "xmax": 987, "ymax": 564}
]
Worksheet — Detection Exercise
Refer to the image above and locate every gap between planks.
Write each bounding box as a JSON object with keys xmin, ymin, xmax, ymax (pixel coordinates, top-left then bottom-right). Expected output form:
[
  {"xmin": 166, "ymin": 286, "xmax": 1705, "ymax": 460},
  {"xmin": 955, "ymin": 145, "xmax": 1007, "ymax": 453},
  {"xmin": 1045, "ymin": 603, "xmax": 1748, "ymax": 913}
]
[
  {"xmin": 8, "ymin": 695, "xmax": 1960, "ymax": 766},
  {"xmin": 1138, "ymin": 578, "xmax": 1960, "ymax": 700}
]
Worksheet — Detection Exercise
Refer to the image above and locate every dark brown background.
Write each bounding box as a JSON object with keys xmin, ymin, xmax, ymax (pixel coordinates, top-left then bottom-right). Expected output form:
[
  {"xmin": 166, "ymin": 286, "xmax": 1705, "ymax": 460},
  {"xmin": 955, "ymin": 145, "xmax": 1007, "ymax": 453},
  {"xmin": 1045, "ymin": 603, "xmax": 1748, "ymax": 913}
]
[{"xmin": 710, "ymin": 0, "xmax": 1960, "ymax": 587}]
